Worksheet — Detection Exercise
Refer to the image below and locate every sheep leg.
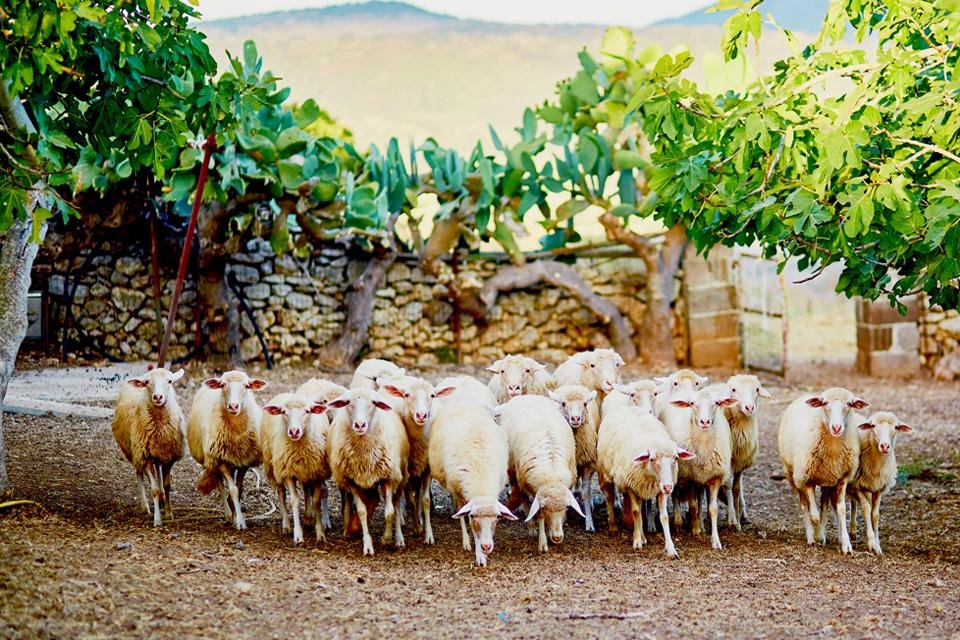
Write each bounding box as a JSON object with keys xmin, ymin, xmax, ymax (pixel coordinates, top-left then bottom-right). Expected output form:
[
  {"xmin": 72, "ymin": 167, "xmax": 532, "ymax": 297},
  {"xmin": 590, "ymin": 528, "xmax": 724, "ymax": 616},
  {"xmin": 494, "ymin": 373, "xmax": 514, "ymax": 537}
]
[
  {"xmin": 161, "ymin": 462, "xmax": 174, "ymax": 519},
  {"xmin": 537, "ymin": 515, "xmax": 548, "ymax": 553},
  {"xmin": 278, "ymin": 484, "xmax": 291, "ymax": 533},
  {"xmin": 708, "ymin": 480, "xmax": 722, "ymax": 550},
  {"xmin": 144, "ymin": 465, "xmax": 163, "ymax": 527},
  {"xmin": 135, "ymin": 471, "xmax": 150, "ymax": 514},
  {"xmin": 581, "ymin": 472, "xmax": 595, "ymax": 533},
  {"xmin": 645, "ymin": 499, "xmax": 657, "ymax": 535},
  {"xmin": 341, "ymin": 489, "xmax": 352, "ymax": 537},
  {"xmin": 287, "ymin": 479, "xmax": 303, "ymax": 544},
  {"xmin": 689, "ymin": 495, "xmax": 703, "ymax": 536},
  {"xmin": 672, "ymin": 495, "xmax": 683, "ymax": 530},
  {"xmin": 835, "ymin": 480, "xmax": 853, "ymax": 555},
  {"xmin": 805, "ymin": 486, "xmax": 820, "ymax": 545},
  {"xmin": 855, "ymin": 490, "xmax": 876, "ymax": 553},
  {"xmin": 734, "ymin": 471, "xmax": 749, "ymax": 525},
  {"xmin": 421, "ymin": 476, "xmax": 434, "ymax": 545},
  {"xmin": 659, "ymin": 492, "xmax": 678, "ymax": 558},
  {"xmin": 849, "ymin": 490, "xmax": 859, "ymax": 540},
  {"xmin": 629, "ymin": 491, "xmax": 645, "ymax": 550},
  {"xmin": 870, "ymin": 491, "xmax": 883, "ymax": 554},
  {"xmin": 817, "ymin": 487, "xmax": 831, "ymax": 545},
  {"xmin": 382, "ymin": 485, "xmax": 396, "ymax": 547},
  {"xmin": 600, "ymin": 478, "xmax": 619, "ymax": 536},
  {"xmin": 473, "ymin": 532, "xmax": 488, "ymax": 568},
  {"xmin": 317, "ymin": 483, "xmax": 331, "ymax": 531},
  {"xmin": 353, "ymin": 492, "xmax": 374, "ymax": 556},
  {"xmin": 221, "ymin": 467, "xmax": 245, "ymax": 530},
  {"xmin": 303, "ymin": 485, "xmax": 315, "ymax": 527},
  {"xmin": 393, "ymin": 487, "xmax": 405, "ymax": 549},
  {"xmin": 454, "ymin": 496, "xmax": 471, "ymax": 551},
  {"xmin": 725, "ymin": 479, "xmax": 740, "ymax": 531}
]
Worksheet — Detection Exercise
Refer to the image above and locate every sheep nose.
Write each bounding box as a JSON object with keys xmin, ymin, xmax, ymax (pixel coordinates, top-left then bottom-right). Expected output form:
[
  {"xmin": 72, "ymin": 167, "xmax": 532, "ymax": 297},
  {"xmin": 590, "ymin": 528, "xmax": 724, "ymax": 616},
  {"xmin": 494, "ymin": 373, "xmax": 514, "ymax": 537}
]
[
  {"xmin": 830, "ymin": 424, "xmax": 843, "ymax": 436},
  {"xmin": 227, "ymin": 403, "xmax": 241, "ymax": 414},
  {"xmin": 289, "ymin": 429, "xmax": 302, "ymax": 440},
  {"xmin": 662, "ymin": 484, "xmax": 673, "ymax": 494},
  {"xmin": 353, "ymin": 422, "xmax": 367, "ymax": 433},
  {"xmin": 699, "ymin": 419, "xmax": 712, "ymax": 429},
  {"xmin": 601, "ymin": 380, "xmax": 615, "ymax": 392},
  {"xmin": 508, "ymin": 386, "xmax": 521, "ymax": 396},
  {"xmin": 743, "ymin": 405, "xmax": 755, "ymax": 414},
  {"xmin": 152, "ymin": 394, "xmax": 163, "ymax": 404},
  {"xmin": 570, "ymin": 416, "xmax": 582, "ymax": 426},
  {"xmin": 414, "ymin": 412, "xmax": 427, "ymax": 423},
  {"xmin": 480, "ymin": 543, "xmax": 493, "ymax": 553},
  {"xmin": 550, "ymin": 534, "xmax": 564, "ymax": 544},
  {"xmin": 879, "ymin": 443, "xmax": 890, "ymax": 453}
]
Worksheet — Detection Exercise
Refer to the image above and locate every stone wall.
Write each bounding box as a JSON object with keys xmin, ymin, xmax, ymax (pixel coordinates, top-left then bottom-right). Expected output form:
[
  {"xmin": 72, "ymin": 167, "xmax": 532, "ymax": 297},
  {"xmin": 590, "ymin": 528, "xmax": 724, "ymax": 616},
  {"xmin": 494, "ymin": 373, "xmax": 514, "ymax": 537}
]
[
  {"xmin": 682, "ymin": 245, "xmax": 741, "ymax": 367},
  {"xmin": 919, "ymin": 299, "xmax": 960, "ymax": 370},
  {"xmin": 855, "ymin": 296, "xmax": 921, "ymax": 377},
  {"xmin": 42, "ymin": 237, "xmax": 650, "ymax": 367}
]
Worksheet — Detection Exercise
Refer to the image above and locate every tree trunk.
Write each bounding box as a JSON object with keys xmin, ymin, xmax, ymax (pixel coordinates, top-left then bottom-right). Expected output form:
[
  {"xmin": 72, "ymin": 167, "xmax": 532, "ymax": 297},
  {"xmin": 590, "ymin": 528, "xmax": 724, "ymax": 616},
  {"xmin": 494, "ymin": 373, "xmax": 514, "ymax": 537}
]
[
  {"xmin": 315, "ymin": 250, "xmax": 397, "ymax": 371},
  {"xmin": 474, "ymin": 260, "xmax": 638, "ymax": 360},
  {"xmin": 0, "ymin": 214, "xmax": 45, "ymax": 496},
  {"xmin": 600, "ymin": 213, "xmax": 688, "ymax": 365}
]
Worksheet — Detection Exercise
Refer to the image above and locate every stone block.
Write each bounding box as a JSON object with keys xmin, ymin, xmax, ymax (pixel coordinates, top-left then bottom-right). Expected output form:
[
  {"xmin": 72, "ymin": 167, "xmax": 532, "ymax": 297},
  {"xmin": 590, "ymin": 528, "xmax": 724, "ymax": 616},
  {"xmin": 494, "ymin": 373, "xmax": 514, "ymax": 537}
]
[
  {"xmin": 856, "ymin": 296, "xmax": 920, "ymax": 324},
  {"xmin": 688, "ymin": 311, "xmax": 740, "ymax": 342},
  {"xmin": 685, "ymin": 285, "xmax": 737, "ymax": 314},
  {"xmin": 689, "ymin": 338, "xmax": 740, "ymax": 368},
  {"xmin": 857, "ymin": 350, "xmax": 920, "ymax": 377},
  {"xmin": 892, "ymin": 322, "xmax": 919, "ymax": 352},
  {"xmin": 856, "ymin": 324, "xmax": 892, "ymax": 352}
]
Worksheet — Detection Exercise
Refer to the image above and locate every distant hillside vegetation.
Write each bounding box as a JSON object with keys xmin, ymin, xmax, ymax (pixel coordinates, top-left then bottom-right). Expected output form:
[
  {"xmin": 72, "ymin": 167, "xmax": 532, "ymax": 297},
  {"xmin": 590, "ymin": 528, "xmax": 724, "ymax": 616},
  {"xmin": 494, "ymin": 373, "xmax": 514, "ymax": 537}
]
[{"xmin": 199, "ymin": 1, "xmax": 813, "ymax": 152}]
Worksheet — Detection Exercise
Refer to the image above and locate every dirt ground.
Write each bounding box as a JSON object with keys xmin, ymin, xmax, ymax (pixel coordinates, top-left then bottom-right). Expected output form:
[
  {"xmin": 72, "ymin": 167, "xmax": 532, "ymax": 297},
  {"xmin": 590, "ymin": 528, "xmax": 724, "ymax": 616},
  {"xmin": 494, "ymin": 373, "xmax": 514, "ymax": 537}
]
[{"xmin": 2, "ymin": 360, "xmax": 959, "ymax": 639}]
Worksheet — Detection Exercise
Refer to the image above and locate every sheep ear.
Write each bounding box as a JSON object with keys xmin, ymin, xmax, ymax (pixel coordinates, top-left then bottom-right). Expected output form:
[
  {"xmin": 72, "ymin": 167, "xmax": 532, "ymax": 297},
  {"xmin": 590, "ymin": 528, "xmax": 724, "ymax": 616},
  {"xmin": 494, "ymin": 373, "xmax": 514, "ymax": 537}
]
[
  {"xmin": 857, "ymin": 421, "xmax": 875, "ymax": 430},
  {"xmin": 170, "ymin": 369, "xmax": 185, "ymax": 382},
  {"xmin": 848, "ymin": 398, "xmax": 869, "ymax": 410},
  {"xmin": 382, "ymin": 385, "xmax": 405, "ymax": 398},
  {"xmin": 717, "ymin": 397, "xmax": 738, "ymax": 407},
  {"xmin": 677, "ymin": 447, "xmax": 696, "ymax": 460},
  {"xmin": 491, "ymin": 403, "xmax": 505, "ymax": 418},
  {"xmin": 246, "ymin": 379, "xmax": 268, "ymax": 391},
  {"xmin": 397, "ymin": 368, "xmax": 406, "ymax": 377},
  {"xmin": 485, "ymin": 366, "xmax": 500, "ymax": 374},
  {"xmin": 653, "ymin": 376, "xmax": 670, "ymax": 385},
  {"xmin": 613, "ymin": 383, "xmax": 631, "ymax": 395},
  {"xmin": 497, "ymin": 502, "xmax": 518, "ymax": 521},
  {"xmin": 433, "ymin": 386, "xmax": 456, "ymax": 398},
  {"xmin": 670, "ymin": 399, "xmax": 693, "ymax": 408},
  {"xmin": 127, "ymin": 378, "xmax": 148, "ymax": 388},
  {"xmin": 566, "ymin": 489, "xmax": 586, "ymax": 518},
  {"xmin": 309, "ymin": 403, "xmax": 327, "ymax": 414},
  {"xmin": 327, "ymin": 396, "xmax": 351, "ymax": 409},
  {"xmin": 547, "ymin": 390, "xmax": 563, "ymax": 404},
  {"xmin": 758, "ymin": 387, "xmax": 772, "ymax": 398},
  {"xmin": 452, "ymin": 502, "xmax": 473, "ymax": 519},
  {"xmin": 263, "ymin": 405, "xmax": 283, "ymax": 416},
  {"xmin": 524, "ymin": 495, "xmax": 541, "ymax": 522},
  {"xmin": 372, "ymin": 399, "xmax": 393, "ymax": 412},
  {"xmin": 203, "ymin": 378, "xmax": 225, "ymax": 389},
  {"xmin": 633, "ymin": 449, "xmax": 652, "ymax": 463},
  {"xmin": 697, "ymin": 375, "xmax": 709, "ymax": 386},
  {"xmin": 895, "ymin": 423, "xmax": 915, "ymax": 433},
  {"xmin": 805, "ymin": 396, "xmax": 827, "ymax": 408},
  {"xmin": 584, "ymin": 390, "xmax": 597, "ymax": 404}
]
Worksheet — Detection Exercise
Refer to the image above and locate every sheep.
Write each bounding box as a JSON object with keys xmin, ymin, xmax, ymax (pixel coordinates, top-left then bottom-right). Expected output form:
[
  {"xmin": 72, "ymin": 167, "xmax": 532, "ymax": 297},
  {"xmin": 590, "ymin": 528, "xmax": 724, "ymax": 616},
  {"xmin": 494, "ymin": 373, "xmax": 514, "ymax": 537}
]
[
  {"xmin": 429, "ymin": 399, "xmax": 517, "ymax": 566},
  {"xmin": 327, "ymin": 388, "xmax": 409, "ymax": 556},
  {"xmin": 380, "ymin": 375, "xmax": 457, "ymax": 543},
  {"xmin": 295, "ymin": 377, "xmax": 348, "ymax": 530},
  {"xmin": 487, "ymin": 354, "xmax": 553, "ymax": 402},
  {"xmin": 499, "ymin": 395, "xmax": 584, "ymax": 552},
  {"xmin": 111, "ymin": 367, "xmax": 187, "ymax": 527},
  {"xmin": 552, "ymin": 348, "xmax": 625, "ymax": 403},
  {"xmin": 596, "ymin": 402, "xmax": 695, "ymax": 556},
  {"xmin": 849, "ymin": 411, "xmax": 914, "ymax": 554},
  {"xmin": 187, "ymin": 370, "xmax": 268, "ymax": 530},
  {"xmin": 548, "ymin": 384, "xmax": 600, "ymax": 532},
  {"xmin": 722, "ymin": 374, "xmax": 771, "ymax": 529},
  {"xmin": 349, "ymin": 358, "xmax": 405, "ymax": 390},
  {"xmin": 777, "ymin": 387, "xmax": 868, "ymax": 554},
  {"xmin": 660, "ymin": 383, "xmax": 737, "ymax": 550},
  {"xmin": 603, "ymin": 379, "xmax": 660, "ymax": 415},
  {"xmin": 653, "ymin": 369, "xmax": 708, "ymax": 416},
  {"xmin": 259, "ymin": 393, "xmax": 329, "ymax": 544},
  {"xmin": 434, "ymin": 374, "xmax": 497, "ymax": 410}
]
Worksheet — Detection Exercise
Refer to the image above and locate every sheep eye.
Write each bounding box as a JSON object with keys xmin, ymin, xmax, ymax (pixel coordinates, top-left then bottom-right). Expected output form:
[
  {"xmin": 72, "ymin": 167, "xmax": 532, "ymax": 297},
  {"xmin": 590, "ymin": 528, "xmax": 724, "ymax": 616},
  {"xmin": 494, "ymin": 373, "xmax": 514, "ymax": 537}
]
[
  {"xmin": 525, "ymin": 369, "xmax": 531, "ymax": 374},
  {"xmin": 590, "ymin": 363, "xmax": 596, "ymax": 368},
  {"xmin": 561, "ymin": 401, "xmax": 567, "ymax": 408}
]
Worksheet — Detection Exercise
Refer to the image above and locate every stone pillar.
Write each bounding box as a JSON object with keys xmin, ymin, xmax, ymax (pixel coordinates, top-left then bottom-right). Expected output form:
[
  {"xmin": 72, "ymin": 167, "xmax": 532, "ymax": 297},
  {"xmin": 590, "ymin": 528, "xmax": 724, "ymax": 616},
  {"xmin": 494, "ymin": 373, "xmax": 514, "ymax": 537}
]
[
  {"xmin": 855, "ymin": 296, "xmax": 921, "ymax": 377},
  {"xmin": 683, "ymin": 246, "xmax": 741, "ymax": 367}
]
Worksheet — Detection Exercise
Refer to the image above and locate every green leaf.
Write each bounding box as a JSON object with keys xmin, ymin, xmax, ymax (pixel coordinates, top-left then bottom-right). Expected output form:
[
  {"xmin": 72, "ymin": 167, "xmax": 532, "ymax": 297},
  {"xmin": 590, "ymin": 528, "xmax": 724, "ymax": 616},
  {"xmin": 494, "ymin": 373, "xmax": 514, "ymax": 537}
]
[
  {"xmin": 293, "ymin": 99, "xmax": 322, "ymax": 128},
  {"xmin": 275, "ymin": 128, "xmax": 311, "ymax": 156},
  {"xmin": 557, "ymin": 198, "xmax": 589, "ymax": 221},
  {"xmin": 571, "ymin": 70, "xmax": 600, "ymax": 106},
  {"xmin": 601, "ymin": 27, "xmax": 634, "ymax": 60},
  {"xmin": 613, "ymin": 150, "xmax": 646, "ymax": 170},
  {"xmin": 278, "ymin": 160, "xmax": 304, "ymax": 191},
  {"xmin": 30, "ymin": 207, "xmax": 54, "ymax": 243}
]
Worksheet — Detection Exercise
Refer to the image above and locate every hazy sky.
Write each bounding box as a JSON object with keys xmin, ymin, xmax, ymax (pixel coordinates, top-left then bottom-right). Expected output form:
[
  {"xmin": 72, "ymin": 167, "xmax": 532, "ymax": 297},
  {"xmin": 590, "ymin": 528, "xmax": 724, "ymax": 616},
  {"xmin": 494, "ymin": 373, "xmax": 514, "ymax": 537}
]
[{"xmin": 196, "ymin": 0, "xmax": 716, "ymax": 27}]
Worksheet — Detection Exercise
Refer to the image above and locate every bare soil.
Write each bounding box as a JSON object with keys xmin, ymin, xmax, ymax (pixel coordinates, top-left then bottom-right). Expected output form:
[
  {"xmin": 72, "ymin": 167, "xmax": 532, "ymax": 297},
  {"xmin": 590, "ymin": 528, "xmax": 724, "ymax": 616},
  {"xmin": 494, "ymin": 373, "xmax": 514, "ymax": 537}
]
[{"xmin": 2, "ymin": 361, "xmax": 959, "ymax": 639}]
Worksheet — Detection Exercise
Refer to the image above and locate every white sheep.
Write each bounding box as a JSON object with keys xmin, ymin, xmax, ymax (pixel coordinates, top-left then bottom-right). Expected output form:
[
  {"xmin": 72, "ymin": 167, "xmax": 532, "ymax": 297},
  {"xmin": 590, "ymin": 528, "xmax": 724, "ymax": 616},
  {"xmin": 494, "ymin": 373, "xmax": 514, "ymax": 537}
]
[
  {"xmin": 260, "ymin": 393, "xmax": 329, "ymax": 544},
  {"xmin": 380, "ymin": 374, "xmax": 457, "ymax": 543},
  {"xmin": 548, "ymin": 384, "xmax": 599, "ymax": 532},
  {"xmin": 499, "ymin": 395, "xmax": 584, "ymax": 552},
  {"xmin": 429, "ymin": 398, "xmax": 517, "ymax": 566},
  {"xmin": 604, "ymin": 379, "xmax": 660, "ymax": 415},
  {"xmin": 850, "ymin": 411, "xmax": 914, "ymax": 555},
  {"xmin": 327, "ymin": 388, "xmax": 409, "ymax": 556},
  {"xmin": 722, "ymin": 374, "xmax": 771, "ymax": 529},
  {"xmin": 111, "ymin": 367, "xmax": 186, "ymax": 527},
  {"xmin": 295, "ymin": 377, "xmax": 348, "ymax": 530},
  {"xmin": 552, "ymin": 348, "xmax": 625, "ymax": 403},
  {"xmin": 187, "ymin": 370, "xmax": 268, "ymax": 530},
  {"xmin": 487, "ymin": 354, "xmax": 553, "ymax": 402},
  {"xmin": 434, "ymin": 374, "xmax": 496, "ymax": 410},
  {"xmin": 660, "ymin": 383, "xmax": 737, "ymax": 550},
  {"xmin": 653, "ymin": 369, "xmax": 708, "ymax": 416},
  {"xmin": 777, "ymin": 387, "xmax": 868, "ymax": 554},
  {"xmin": 349, "ymin": 358, "xmax": 405, "ymax": 390},
  {"xmin": 596, "ymin": 402, "xmax": 695, "ymax": 556}
]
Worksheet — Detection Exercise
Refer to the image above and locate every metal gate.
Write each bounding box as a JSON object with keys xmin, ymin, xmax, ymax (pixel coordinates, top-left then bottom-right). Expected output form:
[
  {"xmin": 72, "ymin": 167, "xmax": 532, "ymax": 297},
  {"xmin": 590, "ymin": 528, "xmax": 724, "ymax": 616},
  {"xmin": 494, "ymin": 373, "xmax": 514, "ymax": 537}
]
[{"xmin": 734, "ymin": 246, "xmax": 787, "ymax": 377}]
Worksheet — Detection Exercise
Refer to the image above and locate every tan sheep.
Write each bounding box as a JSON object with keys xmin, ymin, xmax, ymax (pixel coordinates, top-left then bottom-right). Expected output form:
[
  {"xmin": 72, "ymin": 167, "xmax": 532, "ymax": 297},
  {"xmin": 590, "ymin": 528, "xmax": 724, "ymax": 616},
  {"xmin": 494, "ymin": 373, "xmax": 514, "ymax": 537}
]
[
  {"xmin": 187, "ymin": 370, "xmax": 268, "ymax": 530},
  {"xmin": 548, "ymin": 384, "xmax": 599, "ymax": 532},
  {"xmin": 487, "ymin": 354, "xmax": 553, "ymax": 402},
  {"xmin": 777, "ymin": 387, "xmax": 868, "ymax": 554},
  {"xmin": 260, "ymin": 393, "xmax": 329, "ymax": 544},
  {"xmin": 660, "ymin": 383, "xmax": 737, "ymax": 550},
  {"xmin": 327, "ymin": 388, "xmax": 409, "ymax": 556},
  {"xmin": 596, "ymin": 403, "xmax": 695, "ymax": 556},
  {"xmin": 722, "ymin": 374, "xmax": 771, "ymax": 529},
  {"xmin": 111, "ymin": 367, "xmax": 186, "ymax": 527},
  {"xmin": 499, "ymin": 395, "xmax": 583, "ymax": 552},
  {"xmin": 295, "ymin": 377, "xmax": 348, "ymax": 530},
  {"xmin": 349, "ymin": 358, "xmax": 405, "ymax": 390},
  {"xmin": 434, "ymin": 374, "xmax": 496, "ymax": 410},
  {"xmin": 850, "ymin": 411, "xmax": 914, "ymax": 555},
  {"xmin": 552, "ymin": 348, "xmax": 625, "ymax": 403},
  {"xmin": 429, "ymin": 399, "xmax": 517, "ymax": 566},
  {"xmin": 380, "ymin": 375, "xmax": 457, "ymax": 544}
]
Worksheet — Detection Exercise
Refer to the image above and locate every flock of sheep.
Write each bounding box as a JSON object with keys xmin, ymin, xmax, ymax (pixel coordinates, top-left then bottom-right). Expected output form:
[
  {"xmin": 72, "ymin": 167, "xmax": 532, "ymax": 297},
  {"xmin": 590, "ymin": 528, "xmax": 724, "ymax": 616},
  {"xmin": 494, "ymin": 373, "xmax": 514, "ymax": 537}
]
[{"xmin": 111, "ymin": 348, "xmax": 914, "ymax": 565}]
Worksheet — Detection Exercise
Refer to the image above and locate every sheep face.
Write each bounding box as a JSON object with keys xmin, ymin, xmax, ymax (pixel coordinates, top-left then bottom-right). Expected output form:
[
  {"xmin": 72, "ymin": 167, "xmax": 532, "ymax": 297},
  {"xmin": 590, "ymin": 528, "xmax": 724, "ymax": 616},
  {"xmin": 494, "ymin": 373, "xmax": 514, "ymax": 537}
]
[
  {"xmin": 805, "ymin": 388, "xmax": 869, "ymax": 437},
  {"xmin": 857, "ymin": 411, "xmax": 914, "ymax": 454},
  {"xmin": 634, "ymin": 447, "xmax": 696, "ymax": 494},
  {"xmin": 654, "ymin": 369, "xmax": 708, "ymax": 395},
  {"xmin": 487, "ymin": 355, "xmax": 546, "ymax": 398},
  {"xmin": 203, "ymin": 370, "xmax": 268, "ymax": 415},
  {"xmin": 548, "ymin": 386, "xmax": 596, "ymax": 428},
  {"xmin": 578, "ymin": 349, "xmax": 624, "ymax": 393},
  {"xmin": 382, "ymin": 377, "xmax": 456, "ymax": 426},
  {"xmin": 526, "ymin": 486, "xmax": 584, "ymax": 545},
  {"xmin": 726, "ymin": 374, "xmax": 771, "ymax": 416},
  {"xmin": 328, "ymin": 390, "xmax": 393, "ymax": 435},
  {"xmin": 263, "ymin": 400, "xmax": 327, "ymax": 442},
  {"xmin": 453, "ymin": 499, "xmax": 517, "ymax": 554},
  {"xmin": 127, "ymin": 367, "xmax": 184, "ymax": 407},
  {"xmin": 612, "ymin": 381, "xmax": 657, "ymax": 413},
  {"xmin": 670, "ymin": 388, "xmax": 737, "ymax": 430}
]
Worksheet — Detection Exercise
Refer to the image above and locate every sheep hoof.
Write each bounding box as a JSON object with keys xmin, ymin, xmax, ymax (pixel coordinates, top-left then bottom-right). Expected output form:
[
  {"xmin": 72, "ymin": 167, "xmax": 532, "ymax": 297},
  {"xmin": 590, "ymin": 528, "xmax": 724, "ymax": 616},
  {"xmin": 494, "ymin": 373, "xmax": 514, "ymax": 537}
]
[
  {"xmin": 293, "ymin": 535, "xmax": 304, "ymax": 545},
  {"xmin": 665, "ymin": 549, "xmax": 679, "ymax": 559},
  {"xmin": 424, "ymin": 532, "xmax": 435, "ymax": 545},
  {"xmin": 362, "ymin": 540, "xmax": 375, "ymax": 556},
  {"xmin": 712, "ymin": 540, "xmax": 723, "ymax": 550}
]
